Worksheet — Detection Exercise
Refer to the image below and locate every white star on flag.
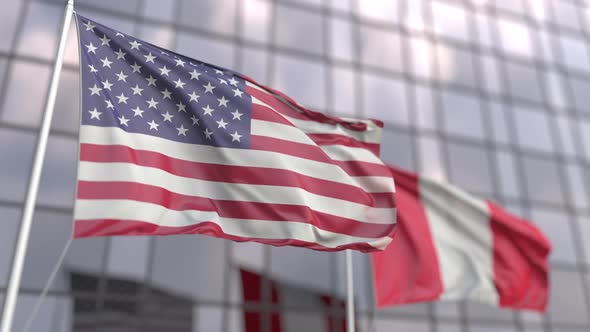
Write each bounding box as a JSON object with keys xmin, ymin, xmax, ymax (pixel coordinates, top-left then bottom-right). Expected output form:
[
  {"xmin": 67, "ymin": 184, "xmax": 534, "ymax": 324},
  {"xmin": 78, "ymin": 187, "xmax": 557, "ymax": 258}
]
[
  {"xmin": 230, "ymin": 131, "xmax": 242, "ymax": 142},
  {"xmin": 88, "ymin": 108, "xmax": 102, "ymax": 120}
]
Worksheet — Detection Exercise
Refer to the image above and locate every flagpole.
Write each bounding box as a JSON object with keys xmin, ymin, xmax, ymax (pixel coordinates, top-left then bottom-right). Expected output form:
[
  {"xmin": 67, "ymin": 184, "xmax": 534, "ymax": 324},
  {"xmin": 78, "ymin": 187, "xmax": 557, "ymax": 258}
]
[
  {"xmin": 0, "ymin": 1, "xmax": 74, "ymax": 331},
  {"xmin": 345, "ymin": 250, "xmax": 355, "ymax": 332}
]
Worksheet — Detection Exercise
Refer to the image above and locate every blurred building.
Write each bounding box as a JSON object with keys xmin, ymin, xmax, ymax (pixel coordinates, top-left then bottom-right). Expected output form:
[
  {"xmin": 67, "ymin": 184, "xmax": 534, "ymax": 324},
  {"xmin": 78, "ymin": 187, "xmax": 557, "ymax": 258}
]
[{"xmin": 1, "ymin": 0, "xmax": 590, "ymax": 331}]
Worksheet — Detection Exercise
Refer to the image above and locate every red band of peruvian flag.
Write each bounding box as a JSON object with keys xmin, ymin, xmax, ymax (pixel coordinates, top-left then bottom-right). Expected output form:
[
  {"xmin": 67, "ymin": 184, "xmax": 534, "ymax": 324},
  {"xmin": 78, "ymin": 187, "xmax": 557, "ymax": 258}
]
[{"xmin": 371, "ymin": 166, "xmax": 551, "ymax": 311}]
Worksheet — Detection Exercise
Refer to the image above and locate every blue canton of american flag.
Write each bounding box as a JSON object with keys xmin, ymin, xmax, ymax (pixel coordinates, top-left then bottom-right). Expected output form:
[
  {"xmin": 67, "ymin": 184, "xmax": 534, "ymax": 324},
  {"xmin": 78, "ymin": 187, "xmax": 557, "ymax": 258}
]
[
  {"xmin": 73, "ymin": 14, "xmax": 396, "ymax": 252},
  {"xmin": 79, "ymin": 16, "xmax": 251, "ymax": 148}
]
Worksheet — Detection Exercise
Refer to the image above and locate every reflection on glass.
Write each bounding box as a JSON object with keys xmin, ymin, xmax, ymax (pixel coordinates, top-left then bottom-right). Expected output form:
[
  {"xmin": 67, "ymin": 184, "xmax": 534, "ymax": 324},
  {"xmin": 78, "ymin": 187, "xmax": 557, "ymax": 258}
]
[
  {"xmin": 1, "ymin": 60, "xmax": 52, "ymax": 127},
  {"xmin": 276, "ymin": 5, "xmax": 323, "ymax": 55},
  {"xmin": 522, "ymin": 156, "xmax": 565, "ymax": 205},
  {"xmin": 272, "ymin": 54, "xmax": 326, "ymax": 109},
  {"xmin": 548, "ymin": 269, "xmax": 589, "ymax": 325},
  {"xmin": 362, "ymin": 73, "xmax": 407, "ymax": 125},
  {"xmin": 431, "ymin": 1, "xmax": 469, "ymax": 43}
]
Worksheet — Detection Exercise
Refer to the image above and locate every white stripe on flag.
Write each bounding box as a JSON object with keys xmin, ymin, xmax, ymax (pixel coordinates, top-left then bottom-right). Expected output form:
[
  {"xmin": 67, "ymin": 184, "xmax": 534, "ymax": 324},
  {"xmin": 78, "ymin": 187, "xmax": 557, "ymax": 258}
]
[
  {"xmin": 419, "ymin": 176, "xmax": 499, "ymax": 305},
  {"xmin": 75, "ymin": 199, "xmax": 390, "ymax": 249},
  {"xmin": 78, "ymin": 161, "xmax": 394, "ymax": 224},
  {"xmin": 79, "ymin": 126, "xmax": 389, "ymax": 192}
]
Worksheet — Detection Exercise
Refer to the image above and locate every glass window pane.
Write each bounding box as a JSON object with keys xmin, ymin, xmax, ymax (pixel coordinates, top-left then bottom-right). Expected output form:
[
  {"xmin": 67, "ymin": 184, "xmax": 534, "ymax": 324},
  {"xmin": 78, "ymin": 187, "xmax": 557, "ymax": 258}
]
[
  {"xmin": 505, "ymin": 61, "xmax": 542, "ymax": 103},
  {"xmin": 404, "ymin": 0, "xmax": 426, "ymax": 32},
  {"xmin": 556, "ymin": 115, "xmax": 577, "ymax": 158},
  {"xmin": 528, "ymin": 0, "xmax": 548, "ymax": 22},
  {"xmin": 442, "ymin": 90, "xmax": 485, "ymax": 140},
  {"xmin": 329, "ymin": 17, "xmax": 353, "ymax": 62},
  {"xmin": 77, "ymin": 0, "xmax": 141, "ymax": 15},
  {"xmin": 470, "ymin": 325, "xmax": 517, "ymax": 332},
  {"xmin": 106, "ymin": 237, "xmax": 150, "ymax": 280},
  {"xmin": 273, "ymin": 55, "xmax": 326, "ymax": 110},
  {"xmin": 138, "ymin": 24, "xmax": 175, "ymax": 50},
  {"xmin": 494, "ymin": 0, "xmax": 525, "ymax": 14},
  {"xmin": 151, "ymin": 236, "xmax": 226, "ymax": 302},
  {"xmin": 180, "ymin": 0, "xmax": 236, "ymax": 36},
  {"xmin": 381, "ymin": 129, "xmax": 415, "ymax": 170},
  {"xmin": 495, "ymin": 150, "xmax": 522, "ymax": 199},
  {"xmin": 448, "ymin": 142, "xmax": 494, "ymax": 195},
  {"xmin": 497, "ymin": 17, "xmax": 534, "ymax": 58},
  {"xmin": 578, "ymin": 120, "xmax": 590, "ymax": 160},
  {"xmin": 0, "ymin": 129, "xmax": 35, "ymax": 202},
  {"xmin": 480, "ymin": 55, "xmax": 502, "ymax": 96},
  {"xmin": 522, "ymin": 155, "xmax": 565, "ymax": 205},
  {"xmin": 568, "ymin": 76, "xmax": 590, "ymax": 114},
  {"xmin": 545, "ymin": 70, "xmax": 568, "ymax": 110},
  {"xmin": 66, "ymin": 236, "xmax": 107, "ymax": 277},
  {"xmin": 1, "ymin": 60, "xmax": 52, "ymax": 127},
  {"xmin": 239, "ymin": 47, "xmax": 269, "ymax": 83},
  {"xmin": 434, "ymin": 301, "xmax": 461, "ymax": 318},
  {"xmin": 418, "ymin": 135, "xmax": 446, "ymax": 181},
  {"xmin": 15, "ymin": 2, "xmax": 61, "ymax": 61},
  {"xmin": 530, "ymin": 207, "xmax": 577, "ymax": 264},
  {"xmin": 271, "ymin": 247, "xmax": 332, "ymax": 293},
  {"xmin": 357, "ymin": 0, "xmax": 400, "ymax": 24},
  {"xmin": 513, "ymin": 106, "xmax": 555, "ymax": 153},
  {"xmin": 577, "ymin": 217, "xmax": 590, "ymax": 265},
  {"xmin": 566, "ymin": 163, "xmax": 590, "ymax": 210},
  {"xmin": 13, "ymin": 295, "xmax": 70, "ymax": 331},
  {"xmin": 538, "ymin": 29, "xmax": 556, "ymax": 64},
  {"xmin": 431, "ymin": 1, "xmax": 470, "ymax": 43},
  {"xmin": 331, "ymin": 66, "xmax": 356, "ymax": 117},
  {"xmin": 362, "ymin": 73, "xmax": 408, "ymax": 126},
  {"xmin": 275, "ymin": 5, "xmax": 323, "ymax": 55},
  {"xmin": 0, "ymin": 207, "xmax": 20, "ymax": 287},
  {"xmin": 241, "ymin": 0, "xmax": 271, "ymax": 44},
  {"xmin": 488, "ymin": 101, "xmax": 510, "ymax": 145},
  {"xmin": 37, "ymin": 136, "xmax": 77, "ymax": 208},
  {"xmin": 177, "ymin": 33, "xmax": 235, "ymax": 69},
  {"xmin": 548, "ymin": 269, "xmax": 589, "ymax": 325},
  {"xmin": 142, "ymin": 0, "xmax": 176, "ymax": 21},
  {"xmin": 410, "ymin": 37, "xmax": 433, "ymax": 79},
  {"xmin": 0, "ymin": 1, "xmax": 23, "ymax": 52},
  {"xmin": 436, "ymin": 43, "xmax": 476, "ymax": 88},
  {"xmin": 21, "ymin": 211, "xmax": 71, "ymax": 290},
  {"xmin": 375, "ymin": 318, "xmax": 430, "ymax": 332},
  {"xmin": 360, "ymin": 26, "xmax": 402, "ymax": 72},
  {"xmin": 475, "ymin": 13, "xmax": 493, "ymax": 48},
  {"xmin": 53, "ymin": 69, "xmax": 80, "ymax": 133},
  {"xmin": 438, "ymin": 323, "xmax": 463, "ymax": 332},
  {"xmin": 559, "ymin": 35, "xmax": 590, "ymax": 72},
  {"xmin": 195, "ymin": 306, "xmax": 223, "ymax": 331},
  {"xmin": 466, "ymin": 302, "xmax": 514, "ymax": 322},
  {"xmin": 415, "ymin": 84, "xmax": 436, "ymax": 131},
  {"xmin": 553, "ymin": 1, "xmax": 582, "ymax": 31},
  {"xmin": 328, "ymin": 0, "xmax": 351, "ymax": 12}
]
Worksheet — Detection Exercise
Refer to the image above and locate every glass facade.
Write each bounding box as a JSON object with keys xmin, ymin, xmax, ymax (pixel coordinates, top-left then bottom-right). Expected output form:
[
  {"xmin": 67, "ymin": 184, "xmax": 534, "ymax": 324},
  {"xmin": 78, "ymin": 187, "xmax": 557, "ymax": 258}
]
[{"xmin": 1, "ymin": 0, "xmax": 590, "ymax": 331}]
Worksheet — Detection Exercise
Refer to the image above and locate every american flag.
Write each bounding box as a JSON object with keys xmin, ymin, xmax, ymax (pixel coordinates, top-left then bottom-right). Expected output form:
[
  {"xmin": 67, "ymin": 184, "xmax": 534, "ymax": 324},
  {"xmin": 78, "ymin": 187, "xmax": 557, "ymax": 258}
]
[{"xmin": 73, "ymin": 14, "xmax": 396, "ymax": 252}]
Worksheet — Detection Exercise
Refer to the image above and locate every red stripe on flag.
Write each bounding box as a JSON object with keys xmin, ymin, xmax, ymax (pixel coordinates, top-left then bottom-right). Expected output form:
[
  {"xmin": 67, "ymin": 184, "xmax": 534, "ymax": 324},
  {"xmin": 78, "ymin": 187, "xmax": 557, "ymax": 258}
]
[
  {"xmin": 252, "ymin": 103, "xmax": 296, "ymax": 127},
  {"xmin": 307, "ymin": 133, "xmax": 380, "ymax": 157},
  {"xmin": 251, "ymin": 136, "xmax": 386, "ymax": 177},
  {"xmin": 247, "ymin": 85, "xmax": 313, "ymax": 121},
  {"xmin": 73, "ymin": 219, "xmax": 379, "ymax": 252},
  {"xmin": 77, "ymin": 181, "xmax": 393, "ymax": 238},
  {"xmin": 489, "ymin": 202, "xmax": 551, "ymax": 311},
  {"xmin": 371, "ymin": 166, "xmax": 443, "ymax": 306},
  {"xmin": 79, "ymin": 144, "xmax": 393, "ymax": 208}
]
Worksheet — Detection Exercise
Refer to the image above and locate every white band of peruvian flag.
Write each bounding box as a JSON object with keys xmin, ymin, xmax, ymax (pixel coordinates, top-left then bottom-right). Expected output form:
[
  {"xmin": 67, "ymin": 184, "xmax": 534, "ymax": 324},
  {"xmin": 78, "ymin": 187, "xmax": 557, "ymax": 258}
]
[{"xmin": 372, "ymin": 166, "xmax": 551, "ymax": 311}]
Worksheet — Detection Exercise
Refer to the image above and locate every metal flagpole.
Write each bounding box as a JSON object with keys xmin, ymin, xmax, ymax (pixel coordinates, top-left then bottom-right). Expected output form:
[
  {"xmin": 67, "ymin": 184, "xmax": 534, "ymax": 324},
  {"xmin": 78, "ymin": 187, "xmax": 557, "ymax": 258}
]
[
  {"xmin": 0, "ymin": 1, "xmax": 75, "ymax": 331},
  {"xmin": 345, "ymin": 250, "xmax": 355, "ymax": 332}
]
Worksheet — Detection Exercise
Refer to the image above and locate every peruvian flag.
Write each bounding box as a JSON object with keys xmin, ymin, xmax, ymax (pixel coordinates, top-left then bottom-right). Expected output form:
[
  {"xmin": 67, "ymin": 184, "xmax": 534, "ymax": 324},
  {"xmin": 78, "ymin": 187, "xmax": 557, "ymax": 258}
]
[{"xmin": 371, "ymin": 165, "xmax": 551, "ymax": 311}]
